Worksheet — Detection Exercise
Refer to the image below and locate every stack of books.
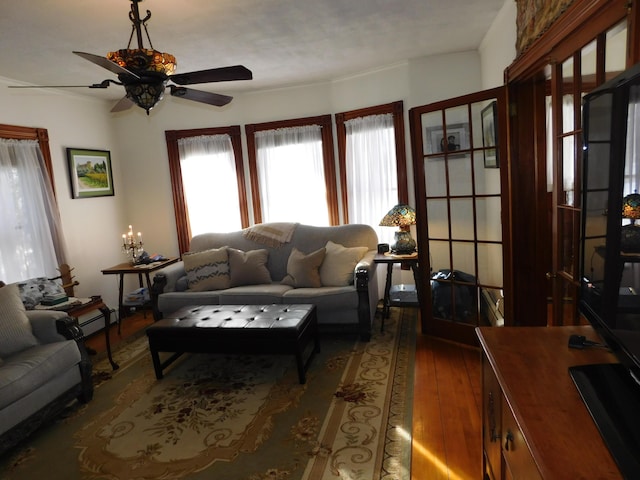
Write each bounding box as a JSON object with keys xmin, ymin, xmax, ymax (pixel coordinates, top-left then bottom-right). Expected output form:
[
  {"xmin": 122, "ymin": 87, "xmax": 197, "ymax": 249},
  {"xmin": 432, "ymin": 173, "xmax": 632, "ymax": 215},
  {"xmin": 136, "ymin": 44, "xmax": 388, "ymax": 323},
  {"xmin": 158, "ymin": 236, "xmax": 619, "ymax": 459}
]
[{"xmin": 41, "ymin": 292, "xmax": 69, "ymax": 306}]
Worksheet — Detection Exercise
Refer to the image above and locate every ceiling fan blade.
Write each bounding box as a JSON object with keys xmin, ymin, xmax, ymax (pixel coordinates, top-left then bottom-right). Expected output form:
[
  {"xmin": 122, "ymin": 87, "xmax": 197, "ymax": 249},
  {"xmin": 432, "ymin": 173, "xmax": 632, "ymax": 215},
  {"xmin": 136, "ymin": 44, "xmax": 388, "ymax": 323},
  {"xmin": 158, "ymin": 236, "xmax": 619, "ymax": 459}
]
[
  {"xmin": 169, "ymin": 65, "xmax": 252, "ymax": 85},
  {"xmin": 9, "ymin": 80, "xmax": 115, "ymax": 89},
  {"xmin": 170, "ymin": 86, "xmax": 233, "ymax": 106},
  {"xmin": 73, "ymin": 51, "xmax": 140, "ymax": 79},
  {"xmin": 111, "ymin": 96, "xmax": 135, "ymax": 112}
]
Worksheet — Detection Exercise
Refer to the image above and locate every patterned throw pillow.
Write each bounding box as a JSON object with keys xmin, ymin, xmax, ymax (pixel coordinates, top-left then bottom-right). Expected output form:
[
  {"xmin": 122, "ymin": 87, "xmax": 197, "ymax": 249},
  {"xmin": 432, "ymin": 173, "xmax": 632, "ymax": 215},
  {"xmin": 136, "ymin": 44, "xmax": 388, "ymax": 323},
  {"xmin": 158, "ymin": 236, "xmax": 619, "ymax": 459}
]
[
  {"xmin": 17, "ymin": 277, "xmax": 66, "ymax": 309},
  {"xmin": 228, "ymin": 248, "xmax": 272, "ymax": 287},
  {"xmin": 281, "ymin": 247, "xmax": 326, "ymax": 288},
  {"xmin": 0, "ymin": 283, "xmax": 39, "ymax": 357},
  {"xmin": 183, "ymin": 247, "xmax": 230, "ymax": 292},
  {"xmin": 319, "ymin": 241, "xmax": 368, "ymax": 287}
]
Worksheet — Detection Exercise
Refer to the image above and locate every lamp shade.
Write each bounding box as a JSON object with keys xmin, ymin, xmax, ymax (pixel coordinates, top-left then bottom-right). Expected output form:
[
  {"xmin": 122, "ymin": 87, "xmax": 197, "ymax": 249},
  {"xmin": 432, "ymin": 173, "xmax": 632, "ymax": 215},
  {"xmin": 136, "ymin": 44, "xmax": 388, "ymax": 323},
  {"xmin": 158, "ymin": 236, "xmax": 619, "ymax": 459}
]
[
  {"xmin": 379, "ymin": 204, "xmax": 417, "ymax": 254},
  {"xmin": 621, "ymin": 191, "xmax": 640, "ymax": 252},
  {"xmin": 379, "ymin": 204, "xmax": 416, "ymax": 228},
  {"xmin": 622, "ymin": 192, "xmax": 640, "ymax": 220}
]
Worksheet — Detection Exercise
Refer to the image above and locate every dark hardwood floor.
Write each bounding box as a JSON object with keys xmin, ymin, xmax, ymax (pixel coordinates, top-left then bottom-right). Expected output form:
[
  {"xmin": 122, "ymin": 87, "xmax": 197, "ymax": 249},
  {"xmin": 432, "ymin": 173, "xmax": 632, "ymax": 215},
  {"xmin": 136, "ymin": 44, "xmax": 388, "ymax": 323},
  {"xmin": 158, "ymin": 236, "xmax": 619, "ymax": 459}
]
[{"xmin": 84, "ymin": 308, "xmax": 483, "ymax": 479}]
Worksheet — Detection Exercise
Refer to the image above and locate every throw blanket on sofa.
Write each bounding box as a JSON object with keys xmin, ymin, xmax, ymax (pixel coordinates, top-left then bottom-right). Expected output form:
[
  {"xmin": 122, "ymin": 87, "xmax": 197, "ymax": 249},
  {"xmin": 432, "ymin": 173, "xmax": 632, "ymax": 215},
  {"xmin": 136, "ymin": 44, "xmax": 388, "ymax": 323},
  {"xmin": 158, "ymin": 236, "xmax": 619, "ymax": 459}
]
[{"xmin": 243, "ymin": 222, "xmax": 298, "ymax": 247}]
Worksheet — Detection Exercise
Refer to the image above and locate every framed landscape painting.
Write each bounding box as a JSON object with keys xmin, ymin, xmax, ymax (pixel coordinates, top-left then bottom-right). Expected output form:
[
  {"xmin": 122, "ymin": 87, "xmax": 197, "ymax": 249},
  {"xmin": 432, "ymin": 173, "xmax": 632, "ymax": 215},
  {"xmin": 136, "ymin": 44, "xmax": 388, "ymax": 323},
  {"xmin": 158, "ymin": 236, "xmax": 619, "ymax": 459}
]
[{"xmin": 67, "ymin": 148, "xmax": 114, "ymax": 198}]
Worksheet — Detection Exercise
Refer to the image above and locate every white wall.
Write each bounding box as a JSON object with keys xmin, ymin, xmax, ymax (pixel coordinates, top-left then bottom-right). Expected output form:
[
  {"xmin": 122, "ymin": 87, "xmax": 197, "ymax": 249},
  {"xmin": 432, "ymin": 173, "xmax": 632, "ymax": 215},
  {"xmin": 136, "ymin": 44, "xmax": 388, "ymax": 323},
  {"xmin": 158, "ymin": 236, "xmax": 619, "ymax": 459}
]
[
  {"xmin": 0, "ymin": 4, "xmax": 517, "ymax": 309},
  {"xmin": 0, "ymin": 81, "xmax": 129, "ymax": 307},
  {"xmin": 480, "ymin": 0, "xmax": 518, "ymax": 89}
]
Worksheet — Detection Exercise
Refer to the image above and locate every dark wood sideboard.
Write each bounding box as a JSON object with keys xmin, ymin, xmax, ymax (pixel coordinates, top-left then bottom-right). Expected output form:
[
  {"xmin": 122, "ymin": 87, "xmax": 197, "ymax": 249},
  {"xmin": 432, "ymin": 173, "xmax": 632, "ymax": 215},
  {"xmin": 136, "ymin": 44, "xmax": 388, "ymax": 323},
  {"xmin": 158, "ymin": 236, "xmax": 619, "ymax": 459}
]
[{"xmin": 477, "ymin": 325, "xmax": 622, "ymax": 479}]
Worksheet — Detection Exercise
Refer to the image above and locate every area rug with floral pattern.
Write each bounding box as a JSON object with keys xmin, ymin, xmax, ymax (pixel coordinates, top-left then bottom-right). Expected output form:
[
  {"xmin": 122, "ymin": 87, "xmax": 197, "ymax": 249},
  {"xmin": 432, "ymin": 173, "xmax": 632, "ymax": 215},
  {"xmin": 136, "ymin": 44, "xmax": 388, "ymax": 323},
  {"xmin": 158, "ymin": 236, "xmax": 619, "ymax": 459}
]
[{"xmin": 0, "ymin": 307, "xmax": 416, "ymax": 480}]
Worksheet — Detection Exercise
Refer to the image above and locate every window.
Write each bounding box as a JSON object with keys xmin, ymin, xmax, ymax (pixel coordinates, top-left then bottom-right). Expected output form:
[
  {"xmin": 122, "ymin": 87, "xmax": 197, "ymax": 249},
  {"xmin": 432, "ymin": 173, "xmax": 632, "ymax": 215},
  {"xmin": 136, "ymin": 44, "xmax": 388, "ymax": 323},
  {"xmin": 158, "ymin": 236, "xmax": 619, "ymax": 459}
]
[
  {"xmin": 336, "ymin": 101, "xmax": 407, "ymax": 242},
  {"xmin": 245, "ymin": 115, "xmax": 339, "ymax": 225},
  {"xmin": 165, "ymin": 126, "xmax": 248, "ymax": 254},
  {"xmin": 0, "ymin": 124, "xmax": 66, "ymax": 283}
]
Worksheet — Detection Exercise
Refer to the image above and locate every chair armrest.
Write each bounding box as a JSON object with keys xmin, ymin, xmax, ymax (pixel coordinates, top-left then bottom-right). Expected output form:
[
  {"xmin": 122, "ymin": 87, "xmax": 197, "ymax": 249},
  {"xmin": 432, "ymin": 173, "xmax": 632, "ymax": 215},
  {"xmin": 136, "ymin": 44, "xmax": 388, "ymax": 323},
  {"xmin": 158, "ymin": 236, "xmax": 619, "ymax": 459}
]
[{"xmin": 26, "ymin": 310, "xmax": 72, "ymax": 344}]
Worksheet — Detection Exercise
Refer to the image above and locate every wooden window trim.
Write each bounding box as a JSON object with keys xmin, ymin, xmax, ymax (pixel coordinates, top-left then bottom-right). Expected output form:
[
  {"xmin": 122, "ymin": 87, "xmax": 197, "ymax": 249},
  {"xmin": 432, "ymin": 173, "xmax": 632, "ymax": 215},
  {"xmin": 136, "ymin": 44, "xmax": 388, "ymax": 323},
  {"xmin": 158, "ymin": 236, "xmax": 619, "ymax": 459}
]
[
  {"xmin": 244, "ymin": 115, "xmax": 339, "ymax": 225},
  {"xmin": 335, "ymin": 101, "xmax": 407, "ymax": 223},
  {"xmin": 165, "ymin": 126, "xmax": 248, "ymax": 254},
  {"xmin": 0, "ymin": 123, "xmax": 54, "ymax": 193}
]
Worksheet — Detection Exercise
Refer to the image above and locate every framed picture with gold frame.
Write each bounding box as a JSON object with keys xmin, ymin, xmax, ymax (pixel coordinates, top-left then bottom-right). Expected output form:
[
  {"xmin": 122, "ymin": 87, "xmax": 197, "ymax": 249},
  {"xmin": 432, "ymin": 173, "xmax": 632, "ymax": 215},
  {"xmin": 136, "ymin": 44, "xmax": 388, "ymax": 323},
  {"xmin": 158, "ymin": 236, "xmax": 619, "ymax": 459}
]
[{"xmin": 67, "ymin": 148, "xmax": 114, "ymax": 199}]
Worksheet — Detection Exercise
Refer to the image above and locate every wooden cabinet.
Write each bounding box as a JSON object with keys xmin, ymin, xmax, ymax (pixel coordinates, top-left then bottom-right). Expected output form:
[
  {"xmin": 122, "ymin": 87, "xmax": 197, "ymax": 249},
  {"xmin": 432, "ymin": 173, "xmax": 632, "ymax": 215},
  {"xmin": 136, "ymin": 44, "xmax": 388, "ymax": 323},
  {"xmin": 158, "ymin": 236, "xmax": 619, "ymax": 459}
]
[{"xmin": 477, "ymin": 326, "xmax": 622, "ymax": 479}]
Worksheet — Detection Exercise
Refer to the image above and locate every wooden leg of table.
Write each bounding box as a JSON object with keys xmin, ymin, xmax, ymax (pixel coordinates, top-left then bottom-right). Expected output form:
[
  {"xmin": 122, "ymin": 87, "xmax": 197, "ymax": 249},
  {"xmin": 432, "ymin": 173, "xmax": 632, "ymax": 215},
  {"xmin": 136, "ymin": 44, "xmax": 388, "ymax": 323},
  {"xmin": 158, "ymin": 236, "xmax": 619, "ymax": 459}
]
[
  {"xmin": 99, "ymin": 304, "xmax": 119, "ymax": 370},
  {"xmin": 382, "ymin": 263, "xmax": 393, "ymax": 331}
]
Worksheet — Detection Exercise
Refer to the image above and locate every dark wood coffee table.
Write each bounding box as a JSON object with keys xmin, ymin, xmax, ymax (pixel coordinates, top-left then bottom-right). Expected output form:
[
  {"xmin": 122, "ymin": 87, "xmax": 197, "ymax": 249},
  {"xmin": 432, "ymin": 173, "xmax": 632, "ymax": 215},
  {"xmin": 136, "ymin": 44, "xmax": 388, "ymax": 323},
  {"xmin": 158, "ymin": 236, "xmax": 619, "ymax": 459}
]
[{"xmin": 146, "ymin": 304, "xmax": 319, "ymax": 383}]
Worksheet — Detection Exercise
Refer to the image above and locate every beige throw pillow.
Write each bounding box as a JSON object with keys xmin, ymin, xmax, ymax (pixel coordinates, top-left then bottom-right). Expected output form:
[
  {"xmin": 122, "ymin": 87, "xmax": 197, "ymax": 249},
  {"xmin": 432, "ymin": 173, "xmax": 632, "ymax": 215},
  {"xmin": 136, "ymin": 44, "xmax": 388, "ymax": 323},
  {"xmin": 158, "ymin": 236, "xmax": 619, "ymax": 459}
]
[
  {"xmin": 228, "ymin": 248, "xmax": 272, "ymax": 286},
  {"xmin": 281, "ymin": 247, "xmax": 326, "ymax": 288},
  {"xmin": 320, "ymin": 241, "xmax": 369, "ymax": 287},
  {"xmin": 0, "ymin": 283, "xmax": 39, "ymax": 357},
  {"xmin": 183, "ymin": 247, "xmax": 230, "ymax": 292}
]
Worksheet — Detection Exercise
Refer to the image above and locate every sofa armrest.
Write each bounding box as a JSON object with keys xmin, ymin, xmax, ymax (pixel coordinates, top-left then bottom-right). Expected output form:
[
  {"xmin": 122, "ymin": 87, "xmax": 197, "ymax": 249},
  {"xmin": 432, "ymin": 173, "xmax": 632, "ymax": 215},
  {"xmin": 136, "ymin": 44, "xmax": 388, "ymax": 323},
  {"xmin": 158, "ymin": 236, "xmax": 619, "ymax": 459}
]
[
  {"xmin": 150, "ymin": 260, "xmax": 185, "ymax": 321},
  {"xmin": 354, "ymin": 251, "xmax": 376, "ymax": 287},
  {"xmin": 27, "ymin": 309, "xmax": 72, "ymax": 344},
  {"xmin": 354, "ymin": 250, "xmax": 378, "ymax": 341},
  {"xmin": 152, "ymin": 261, "xmax": 185, "ymax": 293}
]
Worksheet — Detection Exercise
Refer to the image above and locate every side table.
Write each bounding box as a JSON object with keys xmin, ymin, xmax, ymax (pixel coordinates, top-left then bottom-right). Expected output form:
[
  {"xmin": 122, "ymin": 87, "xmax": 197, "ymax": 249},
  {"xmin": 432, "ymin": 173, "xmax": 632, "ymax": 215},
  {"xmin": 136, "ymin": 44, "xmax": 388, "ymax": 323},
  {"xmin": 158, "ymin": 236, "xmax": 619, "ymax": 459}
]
[
  {"xmin": 101, "ymin": 258, "xmax": 178, "ymax": 329},
  {"xmin": 373, "ymin": 252, "xmax": 420, "ymax": 331},
  {"xmin": 39, "ymin": 296, "xmax": 118, "ymax": 370}
]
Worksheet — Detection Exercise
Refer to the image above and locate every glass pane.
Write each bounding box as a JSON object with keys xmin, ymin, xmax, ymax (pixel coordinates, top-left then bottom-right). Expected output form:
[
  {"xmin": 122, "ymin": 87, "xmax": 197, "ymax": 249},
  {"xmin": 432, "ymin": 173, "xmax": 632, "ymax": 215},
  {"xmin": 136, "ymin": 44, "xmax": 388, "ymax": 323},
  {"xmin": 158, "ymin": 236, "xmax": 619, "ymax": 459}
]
[
  {"xmin": 558, "ymin": 208, "xmax": 577, "ymax": 277},
  {"xmin": 426, "ymin": 199, "xmax": 449, "ymax": 238},
  {"xmin": 605, "ymin": 20, "xmax": 627, "ymax": 80},
  {"xmin": 477, "ymin": 243, "xmax": 503, "ymax": 286},
  {"xmin": 586, "ymin": 93, "xmax": 612, "ymax": 142},
  {"xmin": 424, "ymin": 157, "xmax": 447, "ymax": 197},
  {"xmin": 562, "ymin": 135, "xmax": 576, "ymax": 205},
  {"xmin": 476, "ymin": 197, "xmax": 502, "ymax": 242},
  {"xmin": 471, "ymin": 101, "xmax": 486, "ymax": 149},
  {"xmin": 444, "ymin": 105, "xmax": 470, "ymax": 151},
  {"xmin": 422, "ymin": 111, "xmax": 444, "ymax": 155},
  {"xmin": 474, "ymin": 152, "xmax": 501, "ymax": 196},
  {"xmin": 448, "ymin": 154, "xmax": 472, "ymax": 196},
  {"xmin": 450, "ymin": 198, "xmax": 474, "ymax": 240},
  {"xmin": 581, "ymin": 39, "xmax": 597, "ymax": 98},
  {"xmin": 562, "ymin": 56, "xmax": 575, "ymax": 133},
  {"xmin": 429, "ymin": 240, "xmax": 450, "ymax": 272},
  {"xmin": 452, "ymin": 241, "xmax": 476, "ymax": 278}
]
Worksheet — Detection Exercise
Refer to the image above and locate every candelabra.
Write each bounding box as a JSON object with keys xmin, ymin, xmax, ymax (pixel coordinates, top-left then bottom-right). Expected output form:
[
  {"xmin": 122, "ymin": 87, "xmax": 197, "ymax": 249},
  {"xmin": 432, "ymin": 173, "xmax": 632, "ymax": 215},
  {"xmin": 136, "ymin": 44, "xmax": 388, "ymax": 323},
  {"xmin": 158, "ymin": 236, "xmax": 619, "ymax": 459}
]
[{"xmin": 122, "ymin": 225, "xmax": 144, "ymax": 264}]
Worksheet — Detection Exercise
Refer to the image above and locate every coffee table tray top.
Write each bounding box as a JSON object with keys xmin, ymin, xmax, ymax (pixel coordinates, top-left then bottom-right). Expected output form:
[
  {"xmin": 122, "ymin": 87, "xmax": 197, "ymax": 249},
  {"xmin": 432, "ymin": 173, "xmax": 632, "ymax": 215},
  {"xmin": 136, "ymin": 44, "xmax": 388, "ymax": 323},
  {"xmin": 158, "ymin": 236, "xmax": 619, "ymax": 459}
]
[{"xmin": 146, "ymin": 304, "xmax": 320, "ymax": 383}]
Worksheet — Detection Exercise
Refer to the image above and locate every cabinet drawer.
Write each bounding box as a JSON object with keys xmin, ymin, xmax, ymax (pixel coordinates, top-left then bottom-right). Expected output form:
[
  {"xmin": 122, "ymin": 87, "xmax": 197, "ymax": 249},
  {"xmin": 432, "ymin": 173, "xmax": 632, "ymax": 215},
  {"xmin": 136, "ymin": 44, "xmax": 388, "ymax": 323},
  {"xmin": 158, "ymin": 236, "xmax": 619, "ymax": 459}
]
[{"xmin": 501, "ymin": 399, "xmax": 541, "ymax": 479}]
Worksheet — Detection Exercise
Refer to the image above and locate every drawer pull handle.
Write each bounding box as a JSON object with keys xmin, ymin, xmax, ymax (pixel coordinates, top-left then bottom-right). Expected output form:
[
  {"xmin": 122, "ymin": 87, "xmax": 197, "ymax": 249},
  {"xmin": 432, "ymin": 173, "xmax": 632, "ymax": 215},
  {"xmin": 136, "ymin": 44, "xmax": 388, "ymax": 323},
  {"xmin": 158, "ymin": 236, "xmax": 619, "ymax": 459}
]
[{"xmin": 505, "ymin": 430, "xmax": 514, "ymax": 451}]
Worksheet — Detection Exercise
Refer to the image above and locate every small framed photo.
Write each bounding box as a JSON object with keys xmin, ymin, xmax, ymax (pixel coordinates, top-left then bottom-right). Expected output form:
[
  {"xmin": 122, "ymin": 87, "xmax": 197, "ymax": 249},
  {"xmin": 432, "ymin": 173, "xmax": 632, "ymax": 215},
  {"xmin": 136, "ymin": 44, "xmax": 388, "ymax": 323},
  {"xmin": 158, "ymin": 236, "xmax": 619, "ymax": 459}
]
[
  {"xmin": 481, "ymin": 101, "xmax": 499, "ymax": 168},
  {"xmin": 424, "ymin": 123, "xmax": 470, "ymax": 156},
  {"xmin": 66, "ymin": 148, "xmax": 114, "ymax": 198}
]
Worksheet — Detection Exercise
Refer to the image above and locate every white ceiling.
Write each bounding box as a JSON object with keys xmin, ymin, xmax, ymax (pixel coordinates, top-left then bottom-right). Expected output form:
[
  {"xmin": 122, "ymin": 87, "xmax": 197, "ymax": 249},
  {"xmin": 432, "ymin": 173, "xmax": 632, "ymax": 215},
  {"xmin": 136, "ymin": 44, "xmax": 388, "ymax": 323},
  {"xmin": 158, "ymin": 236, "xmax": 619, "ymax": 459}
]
[{"xmin": 1, "ymin": 0, "xmax": 506, "ymax": 102}]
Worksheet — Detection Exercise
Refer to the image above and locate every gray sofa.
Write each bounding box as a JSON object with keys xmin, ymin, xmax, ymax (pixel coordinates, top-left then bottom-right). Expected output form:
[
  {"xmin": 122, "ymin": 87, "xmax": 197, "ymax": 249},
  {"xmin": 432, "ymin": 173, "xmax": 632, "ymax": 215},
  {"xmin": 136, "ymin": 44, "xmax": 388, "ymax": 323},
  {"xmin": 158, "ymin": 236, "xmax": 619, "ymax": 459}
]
[
  {"xmin": 0, "ymin": 292, "xmax": 93, "ymax": 454},
  {"xmin": 151, "ymin": 223, "xmax": 379, "ymax": 340}
]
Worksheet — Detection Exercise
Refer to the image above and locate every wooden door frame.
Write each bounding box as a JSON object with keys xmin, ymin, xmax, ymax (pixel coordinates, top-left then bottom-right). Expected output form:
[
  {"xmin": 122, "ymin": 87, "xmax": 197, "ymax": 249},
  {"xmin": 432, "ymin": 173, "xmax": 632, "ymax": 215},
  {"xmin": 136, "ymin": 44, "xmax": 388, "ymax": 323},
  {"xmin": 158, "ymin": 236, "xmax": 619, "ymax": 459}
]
[{"xmin": 503, "ymin": 0, "xmax": 637, "ymax": 327}]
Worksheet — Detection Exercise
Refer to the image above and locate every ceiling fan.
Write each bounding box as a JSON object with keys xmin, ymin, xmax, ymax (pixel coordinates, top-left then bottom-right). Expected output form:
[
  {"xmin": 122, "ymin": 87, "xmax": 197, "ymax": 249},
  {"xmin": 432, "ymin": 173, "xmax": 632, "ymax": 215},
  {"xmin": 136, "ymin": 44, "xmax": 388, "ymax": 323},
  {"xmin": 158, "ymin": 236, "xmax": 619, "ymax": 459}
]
[{"xmin": 10, "ymin": 0, "xmax": 252, "ymax": 114}]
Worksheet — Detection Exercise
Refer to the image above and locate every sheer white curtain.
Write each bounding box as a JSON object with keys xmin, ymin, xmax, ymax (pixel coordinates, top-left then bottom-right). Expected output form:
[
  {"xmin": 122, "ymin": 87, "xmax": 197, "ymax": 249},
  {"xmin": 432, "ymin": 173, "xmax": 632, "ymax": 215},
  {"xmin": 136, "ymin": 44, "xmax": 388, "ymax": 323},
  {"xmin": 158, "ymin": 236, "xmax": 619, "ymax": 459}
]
[
  {"xmin": 624, "ymin": 86, "xmax": 640, "ymax": 194},
  {"xmin": 345, "ymin": 113, "xmax": 397, "ymax": 244},
  {"xmin": 0, "ymin": 138, "xmax": 67, "ymax": 283},
  {"xmin": 178, "ymin": 134, "xmax": 242, "ymax": 235},
  {"xmin": 255, "ymin": 125, "xmax": 329, "ymax": 225}
]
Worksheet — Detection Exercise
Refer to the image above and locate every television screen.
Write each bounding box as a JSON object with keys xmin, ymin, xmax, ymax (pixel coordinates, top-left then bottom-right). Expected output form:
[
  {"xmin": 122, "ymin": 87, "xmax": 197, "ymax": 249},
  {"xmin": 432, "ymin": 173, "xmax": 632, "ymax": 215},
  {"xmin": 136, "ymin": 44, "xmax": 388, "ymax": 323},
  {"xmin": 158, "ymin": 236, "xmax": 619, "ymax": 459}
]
[{"xmin": 575, "ymin": 62, "xmax": 640, "ymax": 478}]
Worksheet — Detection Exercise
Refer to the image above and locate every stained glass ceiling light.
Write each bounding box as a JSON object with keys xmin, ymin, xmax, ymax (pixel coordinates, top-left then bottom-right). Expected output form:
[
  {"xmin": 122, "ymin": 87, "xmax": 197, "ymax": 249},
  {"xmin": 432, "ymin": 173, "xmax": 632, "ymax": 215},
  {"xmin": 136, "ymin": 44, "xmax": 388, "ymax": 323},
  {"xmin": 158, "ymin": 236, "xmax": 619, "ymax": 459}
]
[{"xmin": 106, "ymin": 1, "xmax": 177, "ymax": 113}]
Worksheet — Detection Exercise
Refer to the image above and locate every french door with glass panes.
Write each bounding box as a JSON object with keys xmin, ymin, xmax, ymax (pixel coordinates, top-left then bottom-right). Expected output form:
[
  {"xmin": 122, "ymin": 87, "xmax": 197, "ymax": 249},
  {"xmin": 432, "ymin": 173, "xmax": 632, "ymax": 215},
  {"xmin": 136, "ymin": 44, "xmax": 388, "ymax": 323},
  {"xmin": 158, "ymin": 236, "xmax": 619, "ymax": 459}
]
[{"xmin": 410, "ymin": 87, "xmax": 510, "ymax": 345}]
